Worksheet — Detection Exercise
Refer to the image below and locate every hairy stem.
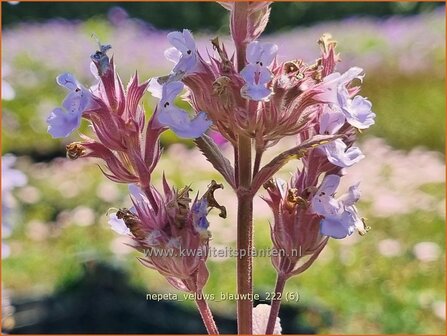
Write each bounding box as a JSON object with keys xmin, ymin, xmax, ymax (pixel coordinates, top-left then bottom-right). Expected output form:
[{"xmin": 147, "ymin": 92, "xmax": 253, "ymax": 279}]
[
  {"xmin": 236, "ymin": 134, "xmax": 253, "ymax": 334},
  {"xmin": 234, "ymin": 145, "xmax": 239, "ymax": 188},
  {"xmin": 265, "ymin": 273, "xmax": 287, "ymax": 334},
  {"xmin": 233, "ymin": 4, "xmax": 254, "ymax": 332},
  {"xmin": 195, "ymin": 293, "xmax": 219, "ymax": 335}
]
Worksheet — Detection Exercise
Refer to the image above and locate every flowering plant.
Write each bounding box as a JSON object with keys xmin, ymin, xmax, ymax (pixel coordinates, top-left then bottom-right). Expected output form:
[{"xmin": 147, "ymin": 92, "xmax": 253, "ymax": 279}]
[{"xmin": 47, "ymin": 2, "xmax": 375, "ymax": 334}]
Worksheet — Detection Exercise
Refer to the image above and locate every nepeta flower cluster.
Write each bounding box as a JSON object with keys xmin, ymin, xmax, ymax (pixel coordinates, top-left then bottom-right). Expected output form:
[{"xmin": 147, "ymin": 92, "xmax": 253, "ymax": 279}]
[{"xmin": 47, "ymin": 2, "xmax": 375, "ymax": 334}]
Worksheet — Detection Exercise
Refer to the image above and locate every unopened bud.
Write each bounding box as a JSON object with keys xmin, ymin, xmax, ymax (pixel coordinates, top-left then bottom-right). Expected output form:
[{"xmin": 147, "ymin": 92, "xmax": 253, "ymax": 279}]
[{"xmin": 318, "ymin": 33, "xmax": 337, "ymax": 54}]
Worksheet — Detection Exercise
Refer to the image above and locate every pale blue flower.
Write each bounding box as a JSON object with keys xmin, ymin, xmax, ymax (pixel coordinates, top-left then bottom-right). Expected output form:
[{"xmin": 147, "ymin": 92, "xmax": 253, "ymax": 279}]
[
  {"xmin": 316, "ymin": 67, "xmax": 364, "ymax": 103},
  {"xmin": 322, "ymin": 139, "xmax": 365, "ymax": 168},
  {"xmin": 240, "ymin": 41, "xmax": 277, "ymax": 101},
  {"xmin": 319, "ymin": 215, "xmax": 355, "ymax": 239},
  {"xmin": 319, "ymin": 108, "xmax": 365, "ymax": 168},
  {"xmin": 311, "ymin": 175, "xmax": 364, "ymax": 239},
  {"xmin": 310, "ymin": 175, "xmax": 342, "ymax": 217},
  {"xmin": 47, "ymin": 73, "xmax": 91, "ymax": 138},
  {"xmin": 317, "ymin": 67, "xmax": 375, "ymax": 129},
  {"xmin": 246, "ymin": 41, "xmax": 278, "ymax": 67},
  {"xmin": 240, "ymin": 64, "xmax": 273, "ymax": 101},
  {"xmin": 155, "ymin": 81, "xmax": 212, "ymax": 139},
  {"xmin": 165, "ymin": 29, "xmax": 198, "ymax": 75},
  {"xmin": 338, "ymin": 94, "xmax": 376, "ymax": 130},
  {"xmin": 319, "ymin": 107, "xmax": 345, "ymax": 134}
]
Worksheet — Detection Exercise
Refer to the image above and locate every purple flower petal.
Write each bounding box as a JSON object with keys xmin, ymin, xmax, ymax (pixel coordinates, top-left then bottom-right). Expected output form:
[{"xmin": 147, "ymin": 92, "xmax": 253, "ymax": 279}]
[
  {"xmin": 167, "ymin": 30, "xmax": 195, "ymax": 54},
  {"xmin": 322, "ymin": 139, "xmax": 365, "ymax": 168},
  {"xmin": 241, "ymin": 84, "xmax": 272, "ymax": 101},
  {"xmin": 162, "ymin": 81, "xmax": 183, "ymax": 103},
  {"xmin": 316, "ymin": 67, "xmax": 365, "ymax": 104},
  {"xmin": 56, "ymin": 73, "xmax": 80, "ymax": 91},
  {"xmin": 166, "ymin": 29, "xmax": 198, "ymax": 74},
  {"xmin": 158, "ymin": 107, "xmax": 212, "ymax": 139},
  {"xmin": 182, "ymin": 29, "xmax": 196, "ymax": 52},
  {"xmin": 343, "ymin": 95, "xmax": 376, "ymax": 129},
  {"xmin": 319, "ymin": 107, "xmax": 345, "ymax": 134},
  {"xmin": 62, "ymin": 90, "xmax": 90, "ymax": 116},
  {"xmin": 320, "ymin": 216, "xmax": 354, "ymax": 239},
  {"xmin": 47, "ymin": 107, "xmax": 81, "ymax": 138},
  {"xmin": 339, "ymin": 66, "xmax": 364, "ymax": 84},
  {"xmin": 311, "ymin": 174, "xmax": 342, "ymax": 216},
  {"xmin": 312, "ymin": 176, "xmax": 364, "ymax": 239},
  {"xmin": 258, "ymin": 66, "xmax": 273, "ymax": 84},
  {"xmin": 164, "ymin": 47, "xmax": 181, "ymax": 64},
  {"xmin": 155, "ymin": 80, "xmax": 212, "ymax": 138},
  {"xmin": 240, "ymin": 64, "xmax": 273, "ymax": 101},
  {"xmin": 246, "ymin": 41, "xmax": 278, "ymax": 66},
  {"xmin": 339, "ymin": 183, "xmax": 361, "ymax": 206},
  {"xmin": 318, "ymin": 174, "xmax": 340, "ymax": 194},
  {"xmin": 48, "ymin": 73, "xmax": 91, "ymax": 138}
]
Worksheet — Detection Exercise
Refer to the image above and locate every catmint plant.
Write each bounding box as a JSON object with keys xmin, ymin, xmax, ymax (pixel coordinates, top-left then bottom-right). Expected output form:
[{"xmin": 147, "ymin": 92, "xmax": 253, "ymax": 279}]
[{"xmin": 47, "ymin": 2, "xmax": 375, "ymax": 334}]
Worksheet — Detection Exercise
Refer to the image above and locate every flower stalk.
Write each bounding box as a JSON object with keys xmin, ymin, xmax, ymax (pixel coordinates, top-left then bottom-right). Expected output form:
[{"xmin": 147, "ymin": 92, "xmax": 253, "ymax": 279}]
[
  {"xmin": 195, "ymin": 292, "xmax": 220, "ymax": 335},
  {"xmin": 236, "ymin": 134, "xmax": 253, "ymax": 334},
  {"xmin": 265, "ymin": 273, "xmax": 287, "ymax": 334}
]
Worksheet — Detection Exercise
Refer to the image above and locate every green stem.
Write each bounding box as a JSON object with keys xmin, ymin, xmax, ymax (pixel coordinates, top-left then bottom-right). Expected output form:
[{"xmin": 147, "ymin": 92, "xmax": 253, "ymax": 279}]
[{"xmin": 236, "ymin": 134, "xmax": 253, "ymax": 334}]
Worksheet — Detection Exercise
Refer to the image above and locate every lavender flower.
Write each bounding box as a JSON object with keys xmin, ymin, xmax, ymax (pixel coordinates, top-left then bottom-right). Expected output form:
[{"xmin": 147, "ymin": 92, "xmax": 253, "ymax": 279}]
[
  {"xmin": 47, "ymin": 73, "xmax": 92, "ymax": 138},
  {"xmin": 319, "ymin": 107, "xmax": 365, "ymax": 167},
  {"xmin": 165, "ymin": 29, "xmax": 198, "ymax": 75},
  {"xmin": 154, "ymin": 80, "xmax": 212, "ymax": 138},
  {"xmin": 246, "ymin": 41, "xmax": 278, "ymax": 67},
  {"xmin": 340, "ymin": 95, "xmax": 376, "ymax": 129},
  {"xmin": 311, "ymin": 174, "xmax": 367, "ymax": 239},
  {"xmin": 317, "ymin": 67, "xmax": 376, "ymax": 130},
  {"xmin": 240, "ymin": 41, "xmax": 278, "ymax": 101}
]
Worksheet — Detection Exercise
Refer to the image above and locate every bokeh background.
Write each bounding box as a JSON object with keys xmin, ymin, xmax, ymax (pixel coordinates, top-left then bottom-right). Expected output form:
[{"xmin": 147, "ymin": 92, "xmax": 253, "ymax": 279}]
[{"xmin": 1, "ymin": 1, "xmax": 445, "ymax": 334}]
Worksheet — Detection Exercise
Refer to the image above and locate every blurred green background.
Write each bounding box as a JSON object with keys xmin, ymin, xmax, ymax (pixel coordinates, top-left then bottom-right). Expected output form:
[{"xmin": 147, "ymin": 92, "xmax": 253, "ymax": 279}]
[{"xmin": 2, "ymin": 1, "xmax": 445, "ymax": 334}]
